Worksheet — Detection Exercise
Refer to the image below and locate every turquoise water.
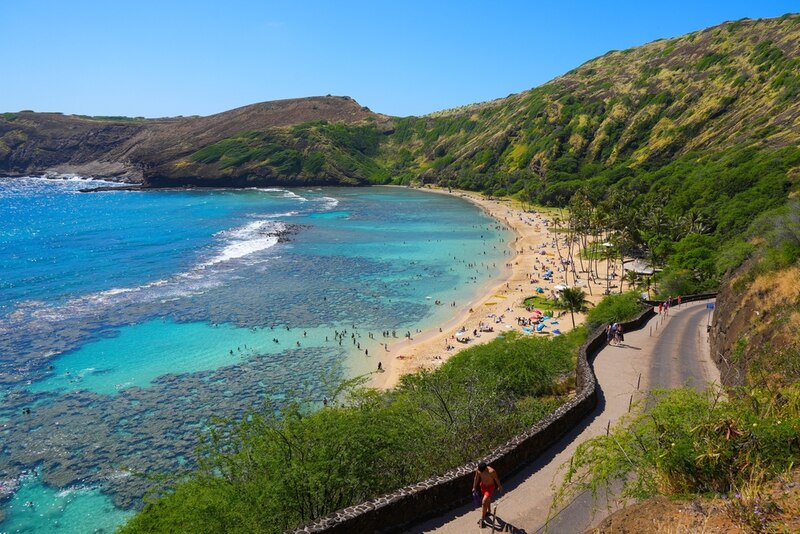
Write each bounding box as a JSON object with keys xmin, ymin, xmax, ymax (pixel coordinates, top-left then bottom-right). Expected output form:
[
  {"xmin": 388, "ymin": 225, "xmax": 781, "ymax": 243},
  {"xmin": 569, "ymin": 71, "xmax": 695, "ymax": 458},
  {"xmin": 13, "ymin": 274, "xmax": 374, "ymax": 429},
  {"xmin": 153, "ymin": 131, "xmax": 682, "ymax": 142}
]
[
  {"xmin": 0, "ymin": 177, "xmax": 511, "ymax": 532},
  {"xmin": 1, "ymin": 470, "xmax": 132, "ymax": 534},
  {"xmin": 28, "ymin": 319, "xmax": 347, "ymax": 395}
]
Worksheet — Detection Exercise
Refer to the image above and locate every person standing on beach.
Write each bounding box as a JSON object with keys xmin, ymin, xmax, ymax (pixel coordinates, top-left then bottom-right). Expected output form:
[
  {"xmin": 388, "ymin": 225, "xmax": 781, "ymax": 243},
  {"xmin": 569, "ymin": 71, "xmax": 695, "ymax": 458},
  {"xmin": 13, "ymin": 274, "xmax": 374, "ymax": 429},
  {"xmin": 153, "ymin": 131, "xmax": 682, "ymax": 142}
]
[{"xmin": 473, "ymin": 461, "xmax": 502, "ymax": 527}]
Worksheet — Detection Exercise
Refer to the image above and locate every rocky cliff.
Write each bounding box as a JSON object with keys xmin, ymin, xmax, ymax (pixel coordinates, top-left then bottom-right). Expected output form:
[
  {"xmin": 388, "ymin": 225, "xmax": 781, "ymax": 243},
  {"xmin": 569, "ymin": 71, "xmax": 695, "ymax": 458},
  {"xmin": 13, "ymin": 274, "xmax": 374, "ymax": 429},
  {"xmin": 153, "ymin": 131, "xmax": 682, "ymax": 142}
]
[
  {"xmin": 710, "ymin": 261, "xmax": 800, "ymax": 387},
  {"xmin": 2, "ymin": 16, "xmax": 800, "ymax": 229},
  {"xmin": 0, "ymin": 96, "xmax": 388, "ymax": 185}
]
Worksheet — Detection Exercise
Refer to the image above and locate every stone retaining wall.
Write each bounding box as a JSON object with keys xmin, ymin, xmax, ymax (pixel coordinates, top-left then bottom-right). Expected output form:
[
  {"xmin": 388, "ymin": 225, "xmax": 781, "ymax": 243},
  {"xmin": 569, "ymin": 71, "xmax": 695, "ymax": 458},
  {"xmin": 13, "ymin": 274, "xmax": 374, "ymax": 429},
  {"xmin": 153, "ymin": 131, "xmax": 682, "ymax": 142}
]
[
  {"xmin": 644, "ymin": 292, "xmax": 717, "ymax": 307},
  {"xmin": 293, "ymin": 303, "xmax": 669, "ymax": 533}
]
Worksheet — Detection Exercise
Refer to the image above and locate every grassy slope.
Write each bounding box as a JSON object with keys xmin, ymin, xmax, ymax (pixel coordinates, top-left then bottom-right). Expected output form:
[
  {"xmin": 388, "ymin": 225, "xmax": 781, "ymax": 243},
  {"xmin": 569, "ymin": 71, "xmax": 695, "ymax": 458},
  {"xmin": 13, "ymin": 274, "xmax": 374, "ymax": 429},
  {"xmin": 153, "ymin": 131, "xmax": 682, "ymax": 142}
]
[
  {"xmin": 382, "ymin": 15, "xmax": 800, "ymax": 187},
  {"xmin": 147, "ymin": 15, "xmax": 800, "ymax": 245},
  {"xmin": 4, "ymin": 16, "xmax": 800, "ymax": 198},
  {"xmin": 155, "ymin": 120, "xmax": 392, "ymax": 187}
]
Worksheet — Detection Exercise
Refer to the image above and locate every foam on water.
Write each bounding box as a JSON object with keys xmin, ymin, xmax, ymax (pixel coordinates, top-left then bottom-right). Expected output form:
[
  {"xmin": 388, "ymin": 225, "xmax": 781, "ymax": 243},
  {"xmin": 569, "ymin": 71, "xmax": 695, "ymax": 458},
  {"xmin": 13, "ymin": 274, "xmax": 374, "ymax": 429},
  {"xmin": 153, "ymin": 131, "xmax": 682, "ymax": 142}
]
[
  {"xmin": 0, "ymin": 182, "xmax": 513, "ymax": 532},
  {"xmin": 317, "ymin": 196, "xmax": 339, "ymax": 209},
  {"xmin": 282, "ymin": 190, "xmax": 308, "ymax": 201},
  {"xmin": 1, "ymin": 217, "xmax": 286, "ymax": 331},
  {"xmin": 201, "ymin": 220, "xmax": 284, "ymax": 267},
  {"xmin": 253, "ymin": 211, "xmax": 299, "ymax": 218},
  {"xmin": 256, "ymin": 187, "xmax": 309, "ymax": 202}
]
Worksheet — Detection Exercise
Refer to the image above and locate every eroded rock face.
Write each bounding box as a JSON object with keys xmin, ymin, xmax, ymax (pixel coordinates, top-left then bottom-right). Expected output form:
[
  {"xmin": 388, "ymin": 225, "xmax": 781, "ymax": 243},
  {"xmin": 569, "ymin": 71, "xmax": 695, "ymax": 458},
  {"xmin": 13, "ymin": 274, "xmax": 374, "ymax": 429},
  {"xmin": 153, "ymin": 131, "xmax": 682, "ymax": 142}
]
[
  {"xmin": 0, "ymin": 96, "xmax": 388, "ymax": 186},
  {"xmin": 0, "ymin": 114, "xmax": 146, "ymax": 181},
  {"xmin": 710, "ymin": 263, "xmax": 800, "ymax": 387},
  {"xmin": 709, "ymin": 272, "xmax": 757, "ymax": 387}
]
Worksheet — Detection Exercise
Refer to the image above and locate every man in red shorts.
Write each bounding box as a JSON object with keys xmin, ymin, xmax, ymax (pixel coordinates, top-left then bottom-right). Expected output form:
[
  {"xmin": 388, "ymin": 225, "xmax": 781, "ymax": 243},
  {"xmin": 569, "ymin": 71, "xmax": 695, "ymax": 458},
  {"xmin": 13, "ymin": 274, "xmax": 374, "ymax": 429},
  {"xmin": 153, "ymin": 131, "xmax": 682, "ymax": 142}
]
[{"xmin": 473, "ymin": 461, "xmax": 503, "ymax": 527}]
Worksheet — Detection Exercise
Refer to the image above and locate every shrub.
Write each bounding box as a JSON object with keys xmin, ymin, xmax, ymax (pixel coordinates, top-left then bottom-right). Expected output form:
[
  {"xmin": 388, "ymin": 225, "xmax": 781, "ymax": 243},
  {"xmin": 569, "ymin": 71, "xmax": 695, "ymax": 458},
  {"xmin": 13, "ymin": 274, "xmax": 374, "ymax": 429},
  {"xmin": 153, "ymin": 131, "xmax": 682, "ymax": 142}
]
[
  {"xmin": 585, "ymin": 292, "xmax": 643, "ymax": 332},
  {"xmin": 555, "ymin": 385, "xmax": 800, "ymax": 508},
  {"xmin": 656, "ymin": 267, "xmax": 715, "ymax": 298},
  {"xmin": 121, "ymin": 331, "xmax": 583, "ymax": 533}
]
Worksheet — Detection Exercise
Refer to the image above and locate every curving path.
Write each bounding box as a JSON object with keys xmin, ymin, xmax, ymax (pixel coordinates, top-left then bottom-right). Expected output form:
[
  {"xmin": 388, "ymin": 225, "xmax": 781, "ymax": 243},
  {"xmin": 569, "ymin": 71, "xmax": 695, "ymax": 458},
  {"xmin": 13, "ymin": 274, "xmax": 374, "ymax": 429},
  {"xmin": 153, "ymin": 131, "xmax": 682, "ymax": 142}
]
[{"xmin": 406, "ymin": 299, "xmax": 719, "ymax": 534}]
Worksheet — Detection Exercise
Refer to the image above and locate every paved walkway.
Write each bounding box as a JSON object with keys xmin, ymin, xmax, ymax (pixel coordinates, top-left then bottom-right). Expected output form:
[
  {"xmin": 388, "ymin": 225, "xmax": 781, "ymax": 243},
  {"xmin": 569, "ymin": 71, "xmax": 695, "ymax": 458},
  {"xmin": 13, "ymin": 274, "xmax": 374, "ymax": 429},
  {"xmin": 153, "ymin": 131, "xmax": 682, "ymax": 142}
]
[{"xmin": 406, "ymin": 299, "xmax": 719, "ymax": 534}]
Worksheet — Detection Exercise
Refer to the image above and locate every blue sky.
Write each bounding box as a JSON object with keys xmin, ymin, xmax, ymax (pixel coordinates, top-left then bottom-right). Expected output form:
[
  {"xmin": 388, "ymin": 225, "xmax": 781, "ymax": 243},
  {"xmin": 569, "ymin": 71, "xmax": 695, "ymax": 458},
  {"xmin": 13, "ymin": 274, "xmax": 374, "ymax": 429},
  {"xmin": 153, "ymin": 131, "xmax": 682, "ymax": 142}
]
[{"xmin": 2, "ymin": 1, "xmax": 797, "ymax": 118}]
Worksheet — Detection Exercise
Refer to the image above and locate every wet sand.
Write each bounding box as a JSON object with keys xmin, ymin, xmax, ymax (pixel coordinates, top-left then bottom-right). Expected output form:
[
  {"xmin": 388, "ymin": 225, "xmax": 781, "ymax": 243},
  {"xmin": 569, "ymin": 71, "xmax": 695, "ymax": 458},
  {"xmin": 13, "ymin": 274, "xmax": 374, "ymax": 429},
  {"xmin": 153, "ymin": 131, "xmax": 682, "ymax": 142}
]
[{"xmin": 371, "ymin": 188, "xmax": 619, "ymax": 390}]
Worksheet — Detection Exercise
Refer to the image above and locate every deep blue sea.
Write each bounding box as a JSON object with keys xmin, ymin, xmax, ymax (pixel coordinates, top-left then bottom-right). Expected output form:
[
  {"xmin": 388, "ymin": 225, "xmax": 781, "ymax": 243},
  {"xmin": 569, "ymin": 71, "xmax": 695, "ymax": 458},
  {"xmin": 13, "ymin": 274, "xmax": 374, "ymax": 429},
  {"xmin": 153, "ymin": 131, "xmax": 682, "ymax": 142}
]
[{"xmin": 0, "ymin": 177, "xmax": 511, "ymax": 533}]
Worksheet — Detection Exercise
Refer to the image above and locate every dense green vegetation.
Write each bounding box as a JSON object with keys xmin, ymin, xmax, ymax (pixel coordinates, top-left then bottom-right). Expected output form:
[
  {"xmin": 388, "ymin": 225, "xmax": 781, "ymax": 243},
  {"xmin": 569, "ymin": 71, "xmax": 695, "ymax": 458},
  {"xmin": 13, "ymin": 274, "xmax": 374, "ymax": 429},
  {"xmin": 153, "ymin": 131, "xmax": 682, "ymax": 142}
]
[
  {"xmin": 555, "ymin": 383, "xmax": 800, "ymax": 531},
  {"xmin": 727, "ymin": 198, "xmax": 800, "ymax": 291},
  {"xmin": 168, "ymin": 16, "xmax": 800, "ymax": 291},
  {"xmin": 370, "ymin": 16, "xmax": 799, "ymax": 294},
  {"xmin": 584, "ymin": 292, "xmax": 643, "ymax": 332},
  {"xmin": 121, "ymin": 330, "xmax": 586, "ymax": 533},
  {"xmin": 184, "ymin": 122, "xmax": 389, "ymax": 184}
]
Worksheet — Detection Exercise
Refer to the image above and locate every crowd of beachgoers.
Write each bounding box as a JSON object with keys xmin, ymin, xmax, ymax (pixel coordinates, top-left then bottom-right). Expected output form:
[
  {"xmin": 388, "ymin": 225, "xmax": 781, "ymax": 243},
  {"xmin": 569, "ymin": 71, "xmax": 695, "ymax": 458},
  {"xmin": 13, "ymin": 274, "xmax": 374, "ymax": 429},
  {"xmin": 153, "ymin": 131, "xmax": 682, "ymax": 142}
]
[{"xmin": 373, "ymin": 190, "xmax": 618, "ymax": 389}]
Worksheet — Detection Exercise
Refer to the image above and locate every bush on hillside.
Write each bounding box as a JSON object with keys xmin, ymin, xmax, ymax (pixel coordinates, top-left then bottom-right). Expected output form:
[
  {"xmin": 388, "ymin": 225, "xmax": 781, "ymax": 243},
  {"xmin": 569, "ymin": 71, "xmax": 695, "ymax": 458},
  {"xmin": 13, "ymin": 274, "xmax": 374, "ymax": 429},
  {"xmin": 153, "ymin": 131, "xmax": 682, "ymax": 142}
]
[
  {"xmin": 585, "ymin": 292, "xmax": 644, "ymax": 332},
  {"xmin": 120, "ymin": 331, "xmax": 581, "ymax": 534},
  {"xmin": 555, "ymin": 386, "xmax": 800, "ymax": 517},
  {"xmin": 655, "ymin": 267, "xmax": 717, "ymax": 298}
]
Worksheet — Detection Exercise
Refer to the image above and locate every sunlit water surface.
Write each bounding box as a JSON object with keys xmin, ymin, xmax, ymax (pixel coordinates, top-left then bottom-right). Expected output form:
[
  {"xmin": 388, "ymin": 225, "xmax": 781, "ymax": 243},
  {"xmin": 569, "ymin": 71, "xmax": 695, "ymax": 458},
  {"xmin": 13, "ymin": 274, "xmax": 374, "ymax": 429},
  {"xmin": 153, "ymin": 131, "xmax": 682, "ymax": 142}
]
[{"xmin": 0, "ymin": 178, "xmax": 511, "ymax": 532}]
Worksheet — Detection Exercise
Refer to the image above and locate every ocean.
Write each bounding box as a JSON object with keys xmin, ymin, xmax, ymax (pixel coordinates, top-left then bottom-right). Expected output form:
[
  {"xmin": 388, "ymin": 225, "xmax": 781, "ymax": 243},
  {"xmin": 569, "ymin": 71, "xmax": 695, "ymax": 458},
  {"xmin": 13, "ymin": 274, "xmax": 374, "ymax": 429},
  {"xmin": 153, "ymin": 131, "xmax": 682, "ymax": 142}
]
[{"xmin": 0, "ymin": 177, "xmax": 511, "ymax": 532}]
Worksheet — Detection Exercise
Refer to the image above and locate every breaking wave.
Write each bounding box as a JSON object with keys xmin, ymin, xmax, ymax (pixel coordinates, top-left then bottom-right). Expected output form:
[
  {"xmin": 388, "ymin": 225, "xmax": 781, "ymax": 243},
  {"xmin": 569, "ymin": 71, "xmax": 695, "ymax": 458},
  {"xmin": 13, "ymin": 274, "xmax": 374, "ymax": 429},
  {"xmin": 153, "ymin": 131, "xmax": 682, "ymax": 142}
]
[
  {"xmin": 1, "ymin": 220, "xmax": 287, "ymax": 329},
  {"xmin": 256, "ymin": 188, "xmax": 309, "ymax": 201},
  {"xmin": 317, "ymin": 196, "xmax": 339, "ymax": 210},
  {"xmin": 201, "ymin": 221, "xmax": 285, "ymax": 267}
]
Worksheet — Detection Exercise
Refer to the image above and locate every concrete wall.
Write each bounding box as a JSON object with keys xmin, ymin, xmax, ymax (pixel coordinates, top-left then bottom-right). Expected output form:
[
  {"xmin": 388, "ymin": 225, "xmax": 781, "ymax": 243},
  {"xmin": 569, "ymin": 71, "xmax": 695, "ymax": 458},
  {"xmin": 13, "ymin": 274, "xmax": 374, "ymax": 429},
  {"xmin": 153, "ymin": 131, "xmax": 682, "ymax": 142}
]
[{"xmin": 293, "ymin": 305, "xmax": 662, "ymax": 534}]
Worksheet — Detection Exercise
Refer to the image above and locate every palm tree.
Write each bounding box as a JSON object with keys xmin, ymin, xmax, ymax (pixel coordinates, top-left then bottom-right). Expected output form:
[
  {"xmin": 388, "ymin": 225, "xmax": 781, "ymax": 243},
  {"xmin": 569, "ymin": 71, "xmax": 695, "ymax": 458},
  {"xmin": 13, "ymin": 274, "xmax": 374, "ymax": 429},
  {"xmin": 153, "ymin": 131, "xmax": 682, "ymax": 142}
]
[
  {"xmin": 623, "ymin": 269, "xmax": 639, "ymax": 293},
  {"xmin": 559, "ymin": 287, "xmax": 591, "ymax": 328}
]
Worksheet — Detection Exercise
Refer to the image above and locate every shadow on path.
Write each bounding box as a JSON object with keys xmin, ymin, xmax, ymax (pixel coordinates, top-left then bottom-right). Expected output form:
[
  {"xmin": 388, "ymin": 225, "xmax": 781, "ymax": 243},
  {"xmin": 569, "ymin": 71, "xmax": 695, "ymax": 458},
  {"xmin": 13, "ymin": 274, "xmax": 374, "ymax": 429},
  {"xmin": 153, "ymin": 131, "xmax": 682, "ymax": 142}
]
[
  {"xmin": 484, "ymin": 513, "xmax": 529, "ymax": 533},
  {"xmin": 614, "ymin": 343, "xmax": 641, "ymax": 350},
  {"xmin": 405, "ymin": 359, "xmax": 608, "ymax": 533}
]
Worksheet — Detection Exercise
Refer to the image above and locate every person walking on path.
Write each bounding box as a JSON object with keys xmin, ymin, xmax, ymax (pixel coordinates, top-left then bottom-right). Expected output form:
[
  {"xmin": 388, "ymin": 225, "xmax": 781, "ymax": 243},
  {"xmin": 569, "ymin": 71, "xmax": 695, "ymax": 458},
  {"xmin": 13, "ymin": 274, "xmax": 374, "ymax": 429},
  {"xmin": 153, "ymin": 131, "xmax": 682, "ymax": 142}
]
[
  {"xmin": 614, "ymin": 323, "xmax": 624, "ymax": 345},
  {"xmin": 473, "ymin": 461, "xmax": 503, "ymax": 528}
]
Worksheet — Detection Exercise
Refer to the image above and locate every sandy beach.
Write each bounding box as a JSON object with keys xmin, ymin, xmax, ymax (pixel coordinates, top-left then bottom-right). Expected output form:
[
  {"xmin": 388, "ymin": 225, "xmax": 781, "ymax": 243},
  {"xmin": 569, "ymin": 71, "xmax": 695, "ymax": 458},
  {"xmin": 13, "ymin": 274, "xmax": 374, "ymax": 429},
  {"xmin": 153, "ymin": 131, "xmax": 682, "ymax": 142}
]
[{"xmin": 370, "ymin": 188, "xmax": 619, "ymax": 390}]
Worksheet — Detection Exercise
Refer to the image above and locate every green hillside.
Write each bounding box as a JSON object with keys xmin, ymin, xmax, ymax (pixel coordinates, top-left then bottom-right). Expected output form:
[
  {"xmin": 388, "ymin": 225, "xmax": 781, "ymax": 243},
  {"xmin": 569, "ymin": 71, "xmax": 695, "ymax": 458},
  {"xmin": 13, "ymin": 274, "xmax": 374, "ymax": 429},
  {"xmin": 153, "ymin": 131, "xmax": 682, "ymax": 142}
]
[
  {"xmin": 3, "ymin": 15, "xmax": 799, "ymax": 287},
  {"xmin": 377, "ymin": 17, "xmax": 800, "ymax": 254},
  {"xmin": 382, "ymin": 15, "xmax": 800, "ymax": 194},
  {"xmin": 145, "ymin": 15, "xmax": 800, "ymax": 287},
  {"xmin": 177, "ymin": 14, "xmax": 800, "ymax": 292}
]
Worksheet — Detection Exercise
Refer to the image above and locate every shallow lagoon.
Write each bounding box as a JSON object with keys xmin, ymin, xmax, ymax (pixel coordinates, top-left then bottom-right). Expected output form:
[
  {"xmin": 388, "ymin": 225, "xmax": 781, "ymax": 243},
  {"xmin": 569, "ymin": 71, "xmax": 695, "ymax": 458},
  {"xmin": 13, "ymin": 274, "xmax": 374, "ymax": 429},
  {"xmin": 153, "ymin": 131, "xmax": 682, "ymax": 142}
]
[{"xmin": 0, "ymin": 179, "xmax": 512, "ymax": 532}]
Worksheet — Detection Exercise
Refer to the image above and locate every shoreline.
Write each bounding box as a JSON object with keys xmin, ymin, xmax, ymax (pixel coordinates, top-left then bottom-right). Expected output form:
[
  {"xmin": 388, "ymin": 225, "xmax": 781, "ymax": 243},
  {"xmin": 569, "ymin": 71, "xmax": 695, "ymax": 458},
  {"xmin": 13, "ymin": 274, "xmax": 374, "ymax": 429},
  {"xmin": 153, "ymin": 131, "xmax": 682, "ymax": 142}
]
[{"xmin": 370, "ymin": 187, "xmax": 598, "ymax": 390}]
